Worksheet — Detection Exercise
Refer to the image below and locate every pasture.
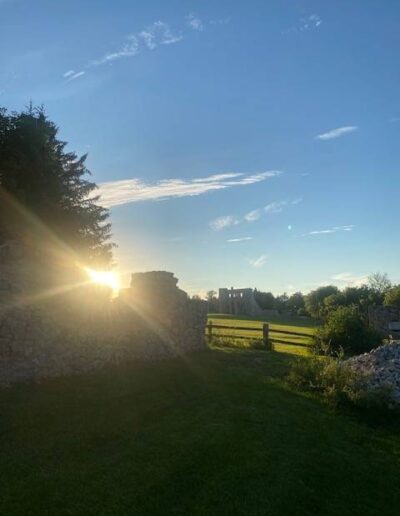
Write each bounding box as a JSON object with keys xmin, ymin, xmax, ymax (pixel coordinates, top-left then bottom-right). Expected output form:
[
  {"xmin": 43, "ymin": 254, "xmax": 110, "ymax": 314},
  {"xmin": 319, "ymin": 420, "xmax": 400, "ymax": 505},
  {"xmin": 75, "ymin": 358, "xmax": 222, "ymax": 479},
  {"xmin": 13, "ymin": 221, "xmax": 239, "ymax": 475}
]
[
  {"xmin": 208, "ymin": 313, "xmax": 318, "ymax": 352},
  {"xmin": 1, "ymin": 333, "xmax": 400, "ymax": 515}
]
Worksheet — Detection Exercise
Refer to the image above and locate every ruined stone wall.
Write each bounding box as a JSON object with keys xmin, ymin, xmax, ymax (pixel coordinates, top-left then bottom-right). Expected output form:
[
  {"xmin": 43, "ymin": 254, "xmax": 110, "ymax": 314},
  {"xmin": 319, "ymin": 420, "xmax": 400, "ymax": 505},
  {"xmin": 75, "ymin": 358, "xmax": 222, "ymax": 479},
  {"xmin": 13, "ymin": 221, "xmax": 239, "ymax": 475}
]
[
  {"xmin": 0, "ymin": 243, "xmax": 207, "ymax": 385},
  {"xmin": 218, "ymin": 287, "xmax": 262, "ymax": 316},
  {"xmin": 368, "ymin": 305, "xmax": 400, "ymax": 336}
]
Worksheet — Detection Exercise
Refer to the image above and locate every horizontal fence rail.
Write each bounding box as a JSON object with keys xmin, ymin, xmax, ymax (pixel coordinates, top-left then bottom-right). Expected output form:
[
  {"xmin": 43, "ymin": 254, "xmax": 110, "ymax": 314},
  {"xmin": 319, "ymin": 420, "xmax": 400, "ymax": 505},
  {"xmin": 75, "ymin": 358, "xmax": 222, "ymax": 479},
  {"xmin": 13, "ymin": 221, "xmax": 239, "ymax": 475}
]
[{"xmin": 205, "ymin": 321, "xmax": 311, "ymax": 348}]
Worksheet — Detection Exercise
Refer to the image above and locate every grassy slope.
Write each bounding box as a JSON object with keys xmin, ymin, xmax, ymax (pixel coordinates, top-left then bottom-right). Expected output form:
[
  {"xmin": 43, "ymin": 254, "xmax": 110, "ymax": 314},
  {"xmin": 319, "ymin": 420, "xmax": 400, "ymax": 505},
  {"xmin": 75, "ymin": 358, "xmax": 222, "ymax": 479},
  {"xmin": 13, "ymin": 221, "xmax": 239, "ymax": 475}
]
[{"xmin": 1, "ymin": 345, "xmax": 400, "ymax": 515}]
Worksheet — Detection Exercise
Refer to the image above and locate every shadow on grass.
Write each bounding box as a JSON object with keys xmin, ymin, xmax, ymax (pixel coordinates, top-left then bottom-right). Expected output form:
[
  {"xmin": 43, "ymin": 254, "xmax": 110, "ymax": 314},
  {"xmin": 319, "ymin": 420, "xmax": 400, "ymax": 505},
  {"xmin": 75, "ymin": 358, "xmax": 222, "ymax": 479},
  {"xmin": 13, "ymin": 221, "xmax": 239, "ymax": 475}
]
[
  {"xmin": 1, "ymin": 345, "xmax": 400, "ymax": 515},
  {"xmin": 207, "ymin": 344, "xmax": 400, "ymax": 429}
]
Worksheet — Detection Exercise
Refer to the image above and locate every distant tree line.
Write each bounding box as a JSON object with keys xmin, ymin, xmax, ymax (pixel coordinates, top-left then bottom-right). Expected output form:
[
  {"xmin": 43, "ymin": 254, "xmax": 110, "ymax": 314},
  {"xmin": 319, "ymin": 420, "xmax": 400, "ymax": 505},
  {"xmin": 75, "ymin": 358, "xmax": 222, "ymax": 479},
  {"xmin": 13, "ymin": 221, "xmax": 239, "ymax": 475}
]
[
  {"xmin": 304, "ymin": 273, "xmax": 399, "ymax": 357},
  {"xmin": 215, "ymin": 272, "xmax": 400, "ymax": 319},
  {"xmin": 253, "ymin": 289, "xmax": 307, "ymax": 315},
  {"xmin": 205, "ymin": 273, "xmax": 400, "ymax": 317}
]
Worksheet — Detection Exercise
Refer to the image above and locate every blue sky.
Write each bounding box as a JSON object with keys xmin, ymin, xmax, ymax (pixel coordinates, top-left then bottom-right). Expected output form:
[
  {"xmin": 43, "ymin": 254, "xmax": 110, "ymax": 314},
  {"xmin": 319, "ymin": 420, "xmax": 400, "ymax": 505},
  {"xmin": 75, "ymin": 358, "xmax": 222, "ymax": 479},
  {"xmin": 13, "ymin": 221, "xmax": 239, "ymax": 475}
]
[{"xmin": 1, "ymin": 0, "xmax": 400, "ymax": 295}]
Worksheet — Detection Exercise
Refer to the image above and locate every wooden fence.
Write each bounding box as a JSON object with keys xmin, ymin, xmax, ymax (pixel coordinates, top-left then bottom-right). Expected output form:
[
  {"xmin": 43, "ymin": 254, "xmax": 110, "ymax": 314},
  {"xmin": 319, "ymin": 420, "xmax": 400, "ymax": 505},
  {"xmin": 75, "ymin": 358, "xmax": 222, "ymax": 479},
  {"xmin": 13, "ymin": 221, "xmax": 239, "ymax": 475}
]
[{"xmin": 205, "ymin": 321, "xmax": 311, "ymax": 348}]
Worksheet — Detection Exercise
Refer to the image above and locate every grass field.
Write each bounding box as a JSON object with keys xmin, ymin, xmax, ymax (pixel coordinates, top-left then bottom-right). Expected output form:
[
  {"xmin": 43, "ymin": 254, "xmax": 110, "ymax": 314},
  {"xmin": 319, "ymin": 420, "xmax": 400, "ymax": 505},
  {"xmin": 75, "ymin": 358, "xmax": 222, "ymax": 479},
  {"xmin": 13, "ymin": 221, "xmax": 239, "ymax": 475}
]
[
  {"xmin": 208, "ymin": 313, "xmax": 318, "ymax": 352},
  {"xmin": 1, "ymin": 340, "xmax": 400, "ymax": 515}
]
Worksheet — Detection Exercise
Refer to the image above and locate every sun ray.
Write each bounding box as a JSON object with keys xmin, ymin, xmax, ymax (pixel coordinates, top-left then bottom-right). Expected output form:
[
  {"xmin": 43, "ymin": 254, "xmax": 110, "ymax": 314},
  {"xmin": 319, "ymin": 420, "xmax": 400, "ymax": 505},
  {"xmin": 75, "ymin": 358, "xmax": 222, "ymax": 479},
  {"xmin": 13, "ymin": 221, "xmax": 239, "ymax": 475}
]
[{"xmin": 85, "ymin": 268, "xmax": 120, "ymax": 291}]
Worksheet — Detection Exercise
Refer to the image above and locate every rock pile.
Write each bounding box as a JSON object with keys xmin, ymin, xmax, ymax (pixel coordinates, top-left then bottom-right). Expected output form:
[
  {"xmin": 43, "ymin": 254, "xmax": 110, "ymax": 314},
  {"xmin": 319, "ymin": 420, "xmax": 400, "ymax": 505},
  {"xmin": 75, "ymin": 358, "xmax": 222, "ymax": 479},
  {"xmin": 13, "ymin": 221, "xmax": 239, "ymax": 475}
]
[{"xmin": 345, "ymin": 342, "xmax": 400, "ymax": 404}]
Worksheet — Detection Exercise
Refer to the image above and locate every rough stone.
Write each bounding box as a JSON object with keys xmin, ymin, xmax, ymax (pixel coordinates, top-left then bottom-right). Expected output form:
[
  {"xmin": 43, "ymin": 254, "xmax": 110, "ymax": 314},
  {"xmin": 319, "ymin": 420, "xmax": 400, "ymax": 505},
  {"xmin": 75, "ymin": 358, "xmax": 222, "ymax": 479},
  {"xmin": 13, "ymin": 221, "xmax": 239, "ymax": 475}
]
[
  {"xmin": 218, "ymin": 287, "xmax": 263, "ymax": 316},
  {"xmin": 345, "ymin": 342, "xmax": 400, "ymax": 404},
  {"xmin": 0, "ymin": 247, "xmax": 208, "ymax": 385},
  {"xmin": 368, "ymin": 305, "xmax": 400, "ymax": 339}
]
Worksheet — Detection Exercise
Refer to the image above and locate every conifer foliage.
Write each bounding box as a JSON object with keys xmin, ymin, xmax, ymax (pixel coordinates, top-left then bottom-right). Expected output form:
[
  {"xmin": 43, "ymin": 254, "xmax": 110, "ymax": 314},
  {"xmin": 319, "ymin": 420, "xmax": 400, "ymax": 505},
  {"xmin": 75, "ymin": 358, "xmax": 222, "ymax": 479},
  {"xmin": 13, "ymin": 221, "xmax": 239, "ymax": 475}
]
[{"xmin": 0, "ymin": 105, "xmax": 114, "ymax": 267}]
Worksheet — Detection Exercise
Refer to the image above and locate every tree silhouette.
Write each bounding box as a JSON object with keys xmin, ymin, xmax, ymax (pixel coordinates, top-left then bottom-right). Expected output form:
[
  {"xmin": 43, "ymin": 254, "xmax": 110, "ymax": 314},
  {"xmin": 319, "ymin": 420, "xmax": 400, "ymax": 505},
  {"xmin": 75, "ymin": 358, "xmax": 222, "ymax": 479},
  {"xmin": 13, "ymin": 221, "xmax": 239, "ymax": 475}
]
[{"xmin": 0, "ymin": 105, "xmax": 114, "ymax": 267}]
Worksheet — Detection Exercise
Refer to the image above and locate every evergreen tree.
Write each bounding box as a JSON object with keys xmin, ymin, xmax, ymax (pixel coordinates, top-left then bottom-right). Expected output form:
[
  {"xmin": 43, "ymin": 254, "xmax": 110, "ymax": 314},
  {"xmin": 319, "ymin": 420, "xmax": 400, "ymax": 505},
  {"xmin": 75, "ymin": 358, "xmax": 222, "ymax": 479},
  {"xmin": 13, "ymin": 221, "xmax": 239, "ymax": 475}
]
[{"xmin": 0, "ymin": 105, "xmax": 114, "ymax": 267}]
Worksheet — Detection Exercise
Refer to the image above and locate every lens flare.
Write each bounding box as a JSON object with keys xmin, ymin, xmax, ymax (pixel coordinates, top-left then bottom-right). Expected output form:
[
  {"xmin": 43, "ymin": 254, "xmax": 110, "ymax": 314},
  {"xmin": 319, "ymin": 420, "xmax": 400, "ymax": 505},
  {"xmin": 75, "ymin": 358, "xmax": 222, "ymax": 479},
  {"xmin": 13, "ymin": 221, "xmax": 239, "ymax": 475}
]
[{"xmin": 85, "ymin": 268, "xmax": 120, "ymax": 291}]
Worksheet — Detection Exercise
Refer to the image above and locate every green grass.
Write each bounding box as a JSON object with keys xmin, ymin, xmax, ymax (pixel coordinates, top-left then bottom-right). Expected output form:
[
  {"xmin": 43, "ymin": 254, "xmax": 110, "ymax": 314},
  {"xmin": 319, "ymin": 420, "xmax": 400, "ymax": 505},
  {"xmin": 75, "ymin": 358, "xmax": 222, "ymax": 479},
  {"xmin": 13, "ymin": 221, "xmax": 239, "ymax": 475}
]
[
  {"xmin": 1, "ymin": 344, "xmax": 400, "ymax": 515},
  {"xmin": 208, "ymin": 313, "xmax": 318, "ymax": 350}
]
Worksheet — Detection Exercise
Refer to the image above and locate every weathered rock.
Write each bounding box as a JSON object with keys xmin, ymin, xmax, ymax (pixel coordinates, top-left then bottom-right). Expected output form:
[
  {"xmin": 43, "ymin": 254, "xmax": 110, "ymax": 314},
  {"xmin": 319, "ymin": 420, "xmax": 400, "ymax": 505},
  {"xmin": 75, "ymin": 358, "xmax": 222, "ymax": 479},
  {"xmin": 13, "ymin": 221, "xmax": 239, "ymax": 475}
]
[
  {"xmin": 0, "ymin": 251, "xmax": 207, "ymax": 385},
  {"xmin": 345, "ymin": 342, "xmax": 400, "ymax": 404},
  {"xmin": 368, "ymin": 305, "xmax": 400, "ymax": 338}
]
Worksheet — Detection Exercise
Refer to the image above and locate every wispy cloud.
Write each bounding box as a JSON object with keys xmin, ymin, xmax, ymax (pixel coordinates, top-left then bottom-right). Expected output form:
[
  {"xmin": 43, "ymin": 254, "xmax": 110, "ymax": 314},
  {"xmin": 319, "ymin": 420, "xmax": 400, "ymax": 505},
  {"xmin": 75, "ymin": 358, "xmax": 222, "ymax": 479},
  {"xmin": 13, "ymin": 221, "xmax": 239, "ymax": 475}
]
[
  {"xmin": 221, "ymin": 171, "xmax": 282, "ymax": 186},
  {"xmin": 285, "ymin": 13, "xmax": 322, "ymax": 34},
  {"xmin": 62, "ymin": 69, "xmax": 86, "ymax": 81},
  {"xmin": 63, "ymin": 13, "xmax": 231, "ymax": 81},
  {"xmin": 97, "ymin": 170, "xmax": 281, "ymax": 208},
  {"xmin": 227, "ymin": 237, "xmax": 253, "ymax": 243},
  {"xmin": 210, "ymin": 215, "xmax": 238, "ymax": 231},
  {"xmin": 64, "ymin": 20, "xmax": 183, "ymax": 79},
  {"xmin": 301, "ymin": 14, "xmax": 322, "ymax": 30},
  {"xmin": 69, "ymin": 71, "xmax": 85, "ymax": 81},
  {"xmin": 186, "ymin": 13, "xmax": 204, "ymax": 31},
  {"xmin": 264, "ymin": 200, "xmax": 287, "ymax": 214},
  {"xmin": 192, "ymin": 172, "xmax": 242, "ymax": 183},
  {"xmin": 244, "ymin": 198, "xmax": 303, "ymax": 222},
  {"xmin": 90, "ymin": 21, "xmax": 181, "ymax": 67},
  {"xmin": 316, "ymin": 126, "xmax": 357, "ymax": 140},
  {"xmin": 139, "ymin": 30, "xmax": 157, "ymax": 50},
  {"xmin": 90, "ymin": 35, "xmax": 139, "ymax": 66},
  {"xmin": 249, "ymin": 254, "xmax": 268, "ymax": 268},
  {"xmin": 140, "ymin": 21, "xmax": 183, "ymax": 48},
  {"xmin": 332, "ymin": 272, "xmax": 368, "ymax": 287},
  {"xmin": 263, "ymin": 198, "xmax": 303, "ymax": 214},
  {"xmin": 209, "ymin": 17, "xmax": 231, "ymax": 26},
  {"xmin": 304, "ymin": 225, "xmax": 355, "ymax": 236},
  {"xmin": 244, "ymin": 209, "xmax": 262, "ymax": 222}
]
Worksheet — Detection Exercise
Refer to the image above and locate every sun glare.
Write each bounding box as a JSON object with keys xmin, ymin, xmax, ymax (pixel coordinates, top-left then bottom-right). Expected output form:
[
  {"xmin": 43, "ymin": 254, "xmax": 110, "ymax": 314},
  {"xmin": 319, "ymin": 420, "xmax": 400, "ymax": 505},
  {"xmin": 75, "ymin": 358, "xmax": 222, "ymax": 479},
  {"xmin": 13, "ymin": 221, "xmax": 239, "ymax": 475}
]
[{"xmin": 86, "ymin": 268, "xmax": 120, "ymax": 291}]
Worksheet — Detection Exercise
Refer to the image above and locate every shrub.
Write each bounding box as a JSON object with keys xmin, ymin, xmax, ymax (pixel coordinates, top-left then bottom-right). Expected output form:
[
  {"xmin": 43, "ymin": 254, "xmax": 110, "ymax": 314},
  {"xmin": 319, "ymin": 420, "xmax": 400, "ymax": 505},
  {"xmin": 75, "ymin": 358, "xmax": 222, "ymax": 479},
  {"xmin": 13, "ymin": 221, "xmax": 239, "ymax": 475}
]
[
  {"xmin": 287, "ymin": 356, "xmax": 393, "ymax": 411},
  {"xmin": 250, "ymin": 338, "xmax": 271, "ymax": 350},
  {"xmin": 312, "ymin": 305, "xmax": 382, "ymax": 356},
  {"xmin": 210, "ymin": 336, "xmax": 269, "ymax": 350},
  {"xmin": 286, "ymin": 355, "xmax": 327, "ymax": 392},
  {"xmin": 297, "ymin": 308, "xmax": 309, "ymax": 317}
]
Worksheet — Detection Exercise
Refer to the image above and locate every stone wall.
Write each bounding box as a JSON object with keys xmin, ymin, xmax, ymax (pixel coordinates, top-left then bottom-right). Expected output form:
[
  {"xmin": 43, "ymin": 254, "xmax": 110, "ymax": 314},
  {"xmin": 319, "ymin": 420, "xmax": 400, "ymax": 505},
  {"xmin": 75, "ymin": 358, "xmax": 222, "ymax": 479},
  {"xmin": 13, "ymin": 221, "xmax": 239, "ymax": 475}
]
[
  {"xmin": 368, "ymin": 305, "xmax": 400, "ymax": 337},
  {"xmin": 218, "ymin": 287, "xmax": 263, "ymax": 316},
  {"xmin": 0, "ymin": 244, "xmax": 207, "ymax": 384}
]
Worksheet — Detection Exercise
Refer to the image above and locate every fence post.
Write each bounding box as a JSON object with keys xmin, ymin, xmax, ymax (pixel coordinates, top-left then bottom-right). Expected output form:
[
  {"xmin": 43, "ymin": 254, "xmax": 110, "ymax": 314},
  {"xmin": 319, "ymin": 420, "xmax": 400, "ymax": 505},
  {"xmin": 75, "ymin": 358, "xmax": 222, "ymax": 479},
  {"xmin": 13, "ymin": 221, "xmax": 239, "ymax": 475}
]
[
  {"xmin": 207, "ymin": 320, "xmax": 213, "ymax": 343},
  {"xmin": 263, "ymin": 323, "xmax": 270, "ymax": 349}
]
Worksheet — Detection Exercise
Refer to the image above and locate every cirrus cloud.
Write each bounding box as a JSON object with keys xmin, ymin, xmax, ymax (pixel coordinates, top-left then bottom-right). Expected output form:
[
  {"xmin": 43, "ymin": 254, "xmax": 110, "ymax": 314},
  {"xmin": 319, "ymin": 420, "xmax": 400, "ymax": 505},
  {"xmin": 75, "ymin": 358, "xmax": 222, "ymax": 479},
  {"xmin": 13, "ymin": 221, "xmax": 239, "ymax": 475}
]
[
  {"xmin": 244, "ymin": 198, "xmax": 303, "ymax": 222},
  {"xmin": 303, "ymin": 225, "xmax": 355, "ymax": 236},
  {"xmin": 97, "ymin": 170, "xmax": 281, "ymax": 208},
  {"xmin": 186, "ymin": 13, "xmax": 203, "ymax": 31},
  {"xmin": 249, "ymin": 254, "xmax": 268, "ymax": 268},
  {"xmin": 316, "ymin": 126, "xmax": 358, "ymax": 140},
  {"xmin": 210, "ymin": 215, "xmax": 238, "ymax": 231},
  {"xmin": 227, "ymin": 237, "xmax": 253, "ymax": 243}
]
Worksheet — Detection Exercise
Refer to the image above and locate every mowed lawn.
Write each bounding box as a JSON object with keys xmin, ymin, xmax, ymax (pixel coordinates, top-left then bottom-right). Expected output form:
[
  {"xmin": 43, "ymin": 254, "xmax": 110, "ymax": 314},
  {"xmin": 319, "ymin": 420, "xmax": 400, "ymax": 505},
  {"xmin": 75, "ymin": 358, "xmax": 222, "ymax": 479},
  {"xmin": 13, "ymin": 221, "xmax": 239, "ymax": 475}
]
[
  {"xmin": 208, "ymin": 313, "xmax": 318, "ymax": 352},
  {"xmin": 1, "ymin": 340, "xmax": 400, "ymax": 515}
]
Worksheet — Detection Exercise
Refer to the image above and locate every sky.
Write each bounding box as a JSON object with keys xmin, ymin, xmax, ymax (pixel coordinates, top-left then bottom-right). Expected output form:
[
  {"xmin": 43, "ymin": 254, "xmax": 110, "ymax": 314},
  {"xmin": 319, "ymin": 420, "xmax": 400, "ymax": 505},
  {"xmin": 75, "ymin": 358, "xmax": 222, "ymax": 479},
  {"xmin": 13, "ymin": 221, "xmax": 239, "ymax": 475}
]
[{"xmin": 1, "ymin": 0, "xmax": 400, "ymax": 296}]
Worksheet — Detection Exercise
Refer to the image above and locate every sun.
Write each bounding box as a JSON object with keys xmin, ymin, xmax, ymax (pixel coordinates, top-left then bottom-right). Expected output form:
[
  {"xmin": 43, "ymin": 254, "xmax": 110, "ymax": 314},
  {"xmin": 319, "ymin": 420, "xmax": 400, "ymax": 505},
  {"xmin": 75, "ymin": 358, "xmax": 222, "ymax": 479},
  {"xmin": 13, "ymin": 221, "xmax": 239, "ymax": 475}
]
[{"xmin": 85, "ymin": 268, "xmax": 120, "ymax": 291}]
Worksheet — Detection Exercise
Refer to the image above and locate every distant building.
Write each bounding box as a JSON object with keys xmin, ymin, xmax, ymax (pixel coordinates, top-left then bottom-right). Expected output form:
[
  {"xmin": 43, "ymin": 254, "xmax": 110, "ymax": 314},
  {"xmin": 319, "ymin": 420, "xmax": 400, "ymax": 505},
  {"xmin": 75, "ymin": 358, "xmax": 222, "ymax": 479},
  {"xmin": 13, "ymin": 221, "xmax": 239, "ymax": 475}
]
[{"xmin": 218, "ymin": 287, "xmax": 262, "ymax": 316}]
